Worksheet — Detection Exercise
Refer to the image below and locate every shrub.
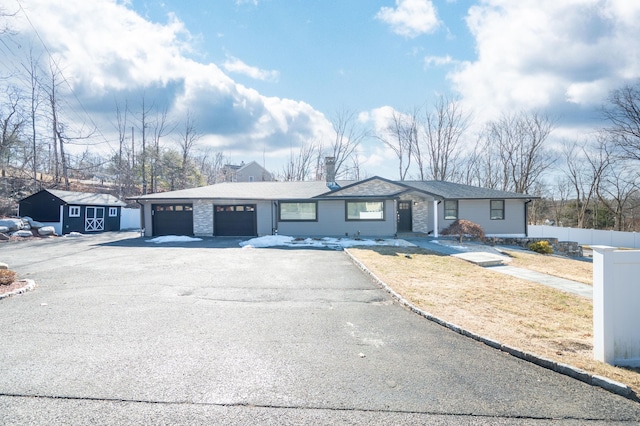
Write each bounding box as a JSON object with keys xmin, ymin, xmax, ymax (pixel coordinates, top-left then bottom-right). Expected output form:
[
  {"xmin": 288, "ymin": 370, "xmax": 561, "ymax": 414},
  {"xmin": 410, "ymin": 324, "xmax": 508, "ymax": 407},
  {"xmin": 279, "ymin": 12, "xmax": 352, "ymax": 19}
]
[
  {"xmin": 528, "ymin": 240, "xmax": 553, "ymax": 254},
  {"xmin": 0, "ymin": 269, "xmax": 16, "ymax": 286},
  {"xmin": 441, "ymin": 219, "xmax": 485, "ymax": 244}
]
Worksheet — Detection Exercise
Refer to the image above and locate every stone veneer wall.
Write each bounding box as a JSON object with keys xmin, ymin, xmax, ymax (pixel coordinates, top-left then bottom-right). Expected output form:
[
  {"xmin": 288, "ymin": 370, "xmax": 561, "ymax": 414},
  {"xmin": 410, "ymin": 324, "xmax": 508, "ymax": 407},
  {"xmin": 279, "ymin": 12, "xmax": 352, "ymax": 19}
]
[
  {"xmin": 398, "ymin": 195, "xmax": 429, "ymax": 233},
  {"xmin": 329, "ymin": 179, "xmax": 400, "ymax": 196},
  {"xmin": 193, "ymin": 200, "xmax": 214, "ymax": 236},
  {"xmin": 486, "ymin": 236, "xmax": 584, "ymax": 257}
]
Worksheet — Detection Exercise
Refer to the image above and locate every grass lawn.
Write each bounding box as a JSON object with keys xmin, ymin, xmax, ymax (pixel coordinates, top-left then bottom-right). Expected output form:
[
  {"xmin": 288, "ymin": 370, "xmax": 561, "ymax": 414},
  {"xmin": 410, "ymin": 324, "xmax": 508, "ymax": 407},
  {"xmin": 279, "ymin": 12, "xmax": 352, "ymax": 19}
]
[{"xmin": 347, "ymin": 245, "xmax": 640, "ymax": 397}]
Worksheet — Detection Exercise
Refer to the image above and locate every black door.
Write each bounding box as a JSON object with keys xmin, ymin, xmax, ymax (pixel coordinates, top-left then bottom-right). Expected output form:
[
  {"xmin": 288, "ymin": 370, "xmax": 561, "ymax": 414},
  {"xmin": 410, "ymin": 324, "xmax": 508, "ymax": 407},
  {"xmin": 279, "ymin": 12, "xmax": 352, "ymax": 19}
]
[
  {"xmin": 214, "ymin": 204, "xmax": 257, "ymax": 236},
  {"xmin": 152, "ymin": 204, "xmax": 194, "ymax": 236},
  {"xmin": 397, "ymin": 201, "xmax": 412, "ymax": 232}
]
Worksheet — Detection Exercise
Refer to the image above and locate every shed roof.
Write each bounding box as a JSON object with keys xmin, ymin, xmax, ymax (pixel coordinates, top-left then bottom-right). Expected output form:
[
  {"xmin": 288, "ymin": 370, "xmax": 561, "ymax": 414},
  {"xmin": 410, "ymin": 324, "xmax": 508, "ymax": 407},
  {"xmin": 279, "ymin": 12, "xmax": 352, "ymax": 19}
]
[{"xmin": 46, "ymin": 189, "xmax": 127, "ymax": 206}]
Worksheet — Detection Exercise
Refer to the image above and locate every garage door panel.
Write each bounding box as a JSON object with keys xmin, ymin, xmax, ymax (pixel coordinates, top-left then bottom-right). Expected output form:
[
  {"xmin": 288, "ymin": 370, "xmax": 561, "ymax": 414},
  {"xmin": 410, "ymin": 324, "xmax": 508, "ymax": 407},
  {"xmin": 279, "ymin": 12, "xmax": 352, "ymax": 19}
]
[
  {"xmin": 215, "ymin": 205, "xmax": 256, "ymax": 236},
  {"xmin": 152, "ymin": 204, "xmax": 194, "ymax": 236}
]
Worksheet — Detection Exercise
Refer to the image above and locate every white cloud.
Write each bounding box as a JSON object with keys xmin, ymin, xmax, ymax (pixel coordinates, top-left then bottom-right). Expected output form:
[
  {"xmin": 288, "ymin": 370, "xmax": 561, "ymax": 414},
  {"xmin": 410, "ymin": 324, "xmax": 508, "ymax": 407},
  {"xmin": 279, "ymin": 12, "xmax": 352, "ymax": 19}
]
[
  {"xmin": 3, "ymin": 0, "xmax": 330, "ymax": 163},
  {"xmin": 376, "ymin": 0, "xmax": 440, "ymax": 38},
  {"xmin": 449, "ymin": 0, "xmax": 640, "ymax": 125},
  {"xmin": 424, "ymin": 55, "xmax": 455, "ymax": 68},
  {"xmin": 222, "ymin": 56, "xmax": 280, "ymax": 82}
]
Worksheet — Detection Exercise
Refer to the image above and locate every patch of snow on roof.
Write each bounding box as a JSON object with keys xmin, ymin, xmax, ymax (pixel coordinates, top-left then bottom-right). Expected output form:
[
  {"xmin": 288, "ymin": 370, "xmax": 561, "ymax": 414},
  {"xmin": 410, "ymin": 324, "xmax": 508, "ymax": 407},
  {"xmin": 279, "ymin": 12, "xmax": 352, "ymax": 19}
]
[
  {"xmin": 239, "ymin": 235, "xmax": 415, "ymax": 249},
  {"xmin": 147, "ymin": 235, "xmax": 203, "ymax": 244}
]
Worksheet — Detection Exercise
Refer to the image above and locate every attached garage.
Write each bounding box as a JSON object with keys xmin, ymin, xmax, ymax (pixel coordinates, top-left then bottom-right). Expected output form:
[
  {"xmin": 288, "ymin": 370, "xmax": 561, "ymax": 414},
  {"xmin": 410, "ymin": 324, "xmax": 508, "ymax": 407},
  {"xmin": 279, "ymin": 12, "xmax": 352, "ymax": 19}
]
[
  {"xmin": 214, "ymin": 204, "xmax": 257, "ymax": 236},
  {"xmin": 152, "ymin": 204, "xmax": 194, "ymax": 236}
]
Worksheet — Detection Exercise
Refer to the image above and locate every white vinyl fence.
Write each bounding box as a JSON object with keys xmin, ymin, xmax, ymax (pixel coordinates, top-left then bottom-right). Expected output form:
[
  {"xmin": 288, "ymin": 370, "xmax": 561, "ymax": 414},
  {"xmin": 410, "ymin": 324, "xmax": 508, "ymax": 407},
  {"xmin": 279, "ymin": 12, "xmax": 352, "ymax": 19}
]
[
  {"xmin": 529, "ymin": 225, "xmax": 640, "ymax": 249},
  {"xmin": 592, "ymin": 246, "xmax": 640, "ymax": 367},
  {"xmin": 120, "ymin": 208, "xmax": 141, "ymax": 230}
]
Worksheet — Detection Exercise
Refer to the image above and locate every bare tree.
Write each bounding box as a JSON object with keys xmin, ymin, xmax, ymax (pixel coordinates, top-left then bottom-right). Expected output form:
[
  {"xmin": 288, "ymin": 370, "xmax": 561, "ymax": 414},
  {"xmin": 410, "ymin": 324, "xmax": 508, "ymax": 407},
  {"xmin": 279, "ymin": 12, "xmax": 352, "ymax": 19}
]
[
  {"xmin": 601, "ymin": 82, "xmax": 640, "ymax": 162},
  {"xmin": 0, "ymin": 87, "xmax": 25, "ymax": 174},
  {"xmin": 22, "ymin": 46, "xmax": 44, "ymax": 191},
  {"xmin": 113, "ymin": 98, "xmax": 129, "ymax": 196},
  {"xmin": 481, "ymin": 111, "xmax": 555, "ymax": 193},
  {"xmin": 195, "ymin": 148, "xmax": 226, "ymax": 185},
  {"xmin": 328, "ymin": 108, "xmax": 369, "ymax": 178},
  {"xmin": 148, "ymin": 106, "xmax": 172, "ymax": 193},
  {"xmin": 560, "ymin": 139, "xmax": 603, "ymax": 228},
  {"xmin": 47, "ymin": 60, "xmax": 66, "ymax": 187},
  {"xmin": 176, "ymin": 110, "xmax": 201, "ymax": 190},
  {"xmin": 597, "ymin": 163, "xmax": 639, "ymax": 231},
  {"xmin": 417, "ymin": 95, "xmax": 471, "ymax": 181},
  {"xmin": 280, "ymin": 140, "xmax": 317, "ymax": 181},
  {"xmin": 460, "ymin": 134, "xmax": 502, "ymax": 189},
  {"xmin": 376, "ymin": 109, "xmax": 415, "ymax": 181}
]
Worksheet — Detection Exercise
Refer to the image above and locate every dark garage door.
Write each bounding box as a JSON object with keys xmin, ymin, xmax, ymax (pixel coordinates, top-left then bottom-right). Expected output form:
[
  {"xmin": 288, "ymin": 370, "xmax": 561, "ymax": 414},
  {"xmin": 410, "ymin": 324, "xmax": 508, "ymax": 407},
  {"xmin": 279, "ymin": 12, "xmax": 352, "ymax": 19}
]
[
  {"xmin": 214, "ymin": 204, "xmax": 257, "ymax": 236},
  {"xmin": 152, "ymin": 204, "xmax": 194, "ymax": 236}
]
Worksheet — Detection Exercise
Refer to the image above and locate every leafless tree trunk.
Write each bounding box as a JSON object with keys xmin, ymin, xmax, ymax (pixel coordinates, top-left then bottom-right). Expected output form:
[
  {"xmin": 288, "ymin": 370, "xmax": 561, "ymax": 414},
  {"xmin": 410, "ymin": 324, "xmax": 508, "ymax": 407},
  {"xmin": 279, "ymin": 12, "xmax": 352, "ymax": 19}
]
[
  {"xmin": 195, "ymin": 148, "xmax": 226, "ymax": 184},
  {"xmin": 561, "ymin": 139, "xmax": 603, "ymax": 228},
  {"xmin": 329, "ymin": 108, "xmax": 369, "ymax": 179},
  {"xmin": 0, "ymin": 87, "xmax": 24, "ymax": 173},
  {"xmin": 148, "ymin": 106, "xmax": 171, "ymax": 193},
  {"xmin": 377, "ymin": 110, "xmax": 415, "ymax": 181},
  {"xmin": 281, "ymin": 140, "xmax": 316, "ymax": 181},
  {"xmin": 114, "ymin": 99, "xmax": 129, "ymax": 197},
  {"xmin": 176, "ymin": 111, "xmax": 201, "ymax": 190},
  {"xmin": 419, "ymin": 95, "xmax": 470, "ymax": 181},
  {"xmin": 482, "ymin": 111, "xmax": 555, "ymax": 193},
  {"xmin": 22, "ymin": 47, "xmax": 43, "ymax": 192},
  {"xmin": 602, "ymin": 82, "xmax": 640, "ymax": 162},
  {"xmin": 47, "ymin": 61, "xmax": 64, "ymax": 186}
]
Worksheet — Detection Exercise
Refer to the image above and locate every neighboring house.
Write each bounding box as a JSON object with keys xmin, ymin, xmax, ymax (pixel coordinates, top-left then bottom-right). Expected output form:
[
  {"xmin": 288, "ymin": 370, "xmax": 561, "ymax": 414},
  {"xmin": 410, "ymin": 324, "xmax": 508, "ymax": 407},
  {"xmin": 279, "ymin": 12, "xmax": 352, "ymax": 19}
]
[
  {"xmin": 221, "ymin": 161, "xmax": 273, "ymax": 182},
  {"xmin": 18, "ymin": 189, "xmax": 127, "ymax": 235},
  {"xmin": 132, "ymin": 159, "xmax": 536, "ymax": 238}
]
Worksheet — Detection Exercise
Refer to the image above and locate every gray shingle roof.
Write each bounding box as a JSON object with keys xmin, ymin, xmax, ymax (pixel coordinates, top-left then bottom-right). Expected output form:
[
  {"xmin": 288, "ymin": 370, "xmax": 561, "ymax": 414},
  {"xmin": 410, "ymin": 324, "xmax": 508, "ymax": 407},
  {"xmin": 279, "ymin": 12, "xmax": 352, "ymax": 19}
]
[
  {"xmin": 48, "ymin": 190, "xmax": 127, "ymax": 206},
  {"xmin": 131, "ymin": 178, "xmax": 535, "ymax": 201},
  {"xmin": 401, "ymin": 181, "xmax": 535, "ymax": 199},
  {"xmin": 133, "ymin": 181, "xmax": 353, "ymax": 201}
]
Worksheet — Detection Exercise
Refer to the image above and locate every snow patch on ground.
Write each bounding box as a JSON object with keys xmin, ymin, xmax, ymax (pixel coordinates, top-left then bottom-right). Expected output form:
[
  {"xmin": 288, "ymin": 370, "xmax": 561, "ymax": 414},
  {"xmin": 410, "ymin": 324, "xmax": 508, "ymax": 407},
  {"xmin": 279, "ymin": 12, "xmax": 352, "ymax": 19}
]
[
  {"xmin": 239, "ymin": 235, "xmax": 415, "ymax": 249},
  {"xmin": 431, "ymin": 239, "xmax": 470, "ymax": 251},
  {"xmin": 147, "ymin": 235, "xmax": 203, "ymax": 244}
]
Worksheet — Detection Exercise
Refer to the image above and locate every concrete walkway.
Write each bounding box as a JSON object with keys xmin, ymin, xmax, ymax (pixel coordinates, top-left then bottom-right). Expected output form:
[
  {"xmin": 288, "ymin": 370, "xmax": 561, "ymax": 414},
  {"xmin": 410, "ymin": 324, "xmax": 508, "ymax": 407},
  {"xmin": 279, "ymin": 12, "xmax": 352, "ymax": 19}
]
[{"xmin": 405, "ymin": 238, "xmax": 593, "ymax": 299}]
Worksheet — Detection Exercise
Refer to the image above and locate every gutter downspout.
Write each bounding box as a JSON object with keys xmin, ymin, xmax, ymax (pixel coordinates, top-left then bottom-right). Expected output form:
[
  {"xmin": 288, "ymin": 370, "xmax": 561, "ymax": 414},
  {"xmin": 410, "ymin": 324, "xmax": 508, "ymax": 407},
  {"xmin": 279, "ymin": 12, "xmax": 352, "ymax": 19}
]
[
  {"xmin": 273, "ymin": 201, "xmax": 278, "ymax": 235},
  {"xmin": 135, "ymin": 200, "xmax": 145, "ymax": 237},
  {"xmin": 433, "ymin": 200, "xmax": 439, "ymax": 238},
  {"xmin": 524, "ymin": 199, "xmax": 532, "ymax": 237}
]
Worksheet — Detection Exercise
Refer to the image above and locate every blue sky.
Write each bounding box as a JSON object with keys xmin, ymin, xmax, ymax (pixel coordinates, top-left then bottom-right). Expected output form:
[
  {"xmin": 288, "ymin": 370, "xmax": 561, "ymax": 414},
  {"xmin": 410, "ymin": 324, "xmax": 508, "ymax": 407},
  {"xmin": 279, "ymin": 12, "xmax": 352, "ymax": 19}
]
[{"xmin": 2, "ymin": 0, "xmax": 640, "ymax": 180}]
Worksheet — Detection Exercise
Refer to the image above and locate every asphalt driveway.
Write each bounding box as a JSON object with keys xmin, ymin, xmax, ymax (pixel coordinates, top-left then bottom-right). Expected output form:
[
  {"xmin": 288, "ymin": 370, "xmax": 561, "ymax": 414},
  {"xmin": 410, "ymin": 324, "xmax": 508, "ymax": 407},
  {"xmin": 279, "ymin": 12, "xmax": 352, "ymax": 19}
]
[{"xmin": 1, "ymin": 232, "xmax": 639, "ymax": 425}]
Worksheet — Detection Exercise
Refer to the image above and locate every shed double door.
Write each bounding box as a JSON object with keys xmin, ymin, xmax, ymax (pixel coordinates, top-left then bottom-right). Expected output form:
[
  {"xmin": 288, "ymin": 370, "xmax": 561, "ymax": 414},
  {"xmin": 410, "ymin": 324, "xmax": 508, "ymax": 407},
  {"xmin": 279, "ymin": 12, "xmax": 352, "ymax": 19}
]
[{"xmin": 85, "ymin": 207, "xmax": 105, "ymax": 232}]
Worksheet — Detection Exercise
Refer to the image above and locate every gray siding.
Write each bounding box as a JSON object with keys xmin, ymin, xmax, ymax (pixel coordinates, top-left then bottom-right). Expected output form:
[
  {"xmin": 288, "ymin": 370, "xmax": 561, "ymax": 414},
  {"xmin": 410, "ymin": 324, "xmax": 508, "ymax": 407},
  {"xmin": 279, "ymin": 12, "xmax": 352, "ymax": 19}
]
[
  {"xmin": 256, "ymin": 200, "xmax": 275, "ymax": 235},
  {"xmin": 438, "ymin": 199, "xmax": 526, "ymax": 236},
  {"xmin": 277, "ymin": 200, "xmax": 396, "ymax": 237}
]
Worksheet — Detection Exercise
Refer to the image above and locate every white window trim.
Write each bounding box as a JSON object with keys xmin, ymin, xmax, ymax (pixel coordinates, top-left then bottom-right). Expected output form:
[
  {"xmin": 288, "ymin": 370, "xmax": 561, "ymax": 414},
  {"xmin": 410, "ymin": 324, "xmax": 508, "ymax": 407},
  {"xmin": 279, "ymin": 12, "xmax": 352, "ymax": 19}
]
[
  {"xmin": 69, "ymin": 206, "xmax": 80, "ymax": 217},
  {"xmin": 108, "ymin": 207, "xmax": 118, "ymax": 217}
]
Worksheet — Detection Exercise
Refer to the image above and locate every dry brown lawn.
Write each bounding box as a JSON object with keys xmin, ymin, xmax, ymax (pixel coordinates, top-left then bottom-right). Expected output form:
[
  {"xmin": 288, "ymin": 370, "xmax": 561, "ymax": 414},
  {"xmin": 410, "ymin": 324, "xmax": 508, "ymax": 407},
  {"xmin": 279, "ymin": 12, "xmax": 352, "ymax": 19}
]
[
  {"xmin": 499, "ymin": 249, "xmax": 593, "ymax": 285},
  {"xmin": 347, "ymin": 246, "xmax": 640, "ymax": 397}
]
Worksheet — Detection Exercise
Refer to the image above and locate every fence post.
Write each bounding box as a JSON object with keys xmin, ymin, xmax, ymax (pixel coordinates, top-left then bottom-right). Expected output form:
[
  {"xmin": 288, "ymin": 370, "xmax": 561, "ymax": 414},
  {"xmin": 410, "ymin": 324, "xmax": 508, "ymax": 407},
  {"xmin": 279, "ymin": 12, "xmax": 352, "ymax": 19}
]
[{"xmin": 592, "ymin": 246, "xmax": 640, "ymax": 367}]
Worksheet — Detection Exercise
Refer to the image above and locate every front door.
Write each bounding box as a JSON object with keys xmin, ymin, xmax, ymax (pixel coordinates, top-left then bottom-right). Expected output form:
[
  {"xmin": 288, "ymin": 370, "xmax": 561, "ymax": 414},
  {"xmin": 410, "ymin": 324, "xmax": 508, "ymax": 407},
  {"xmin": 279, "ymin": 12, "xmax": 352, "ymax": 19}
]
[
  {"xmin": 85, "ymin": 207, "xmax": 105, "ymax": 232},
  {"xmin": 397, "ymin": 201, "xmax": 412, "ymax": 232}
]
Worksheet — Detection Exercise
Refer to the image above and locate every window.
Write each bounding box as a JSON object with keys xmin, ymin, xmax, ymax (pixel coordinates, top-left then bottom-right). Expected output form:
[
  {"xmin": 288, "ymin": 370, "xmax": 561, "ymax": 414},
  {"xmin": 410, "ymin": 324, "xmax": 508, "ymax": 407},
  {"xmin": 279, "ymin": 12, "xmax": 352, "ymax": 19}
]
[
  {"xmin": 280, "ymin": 202, "xmax": 317, "ymax": 221},
  {"xmin": 108, "ymin": 207, "xmax": 118, "ymax": 217},
  {"xmin": 444, "ymin": 200, "xmax": 458, "ymax": 220},
  {"xmin": 490, "ymin": 200, "xmax": 505, "ymax": 220},
  {"xmin": 346, "ymin": 201, "xmax": 384, "ymax": 221},
  {"xmin": 69, "ymin": 206, "xmax": 80, "ymax": 217}
]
